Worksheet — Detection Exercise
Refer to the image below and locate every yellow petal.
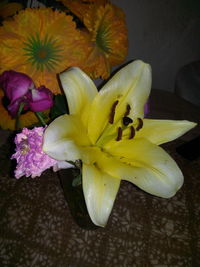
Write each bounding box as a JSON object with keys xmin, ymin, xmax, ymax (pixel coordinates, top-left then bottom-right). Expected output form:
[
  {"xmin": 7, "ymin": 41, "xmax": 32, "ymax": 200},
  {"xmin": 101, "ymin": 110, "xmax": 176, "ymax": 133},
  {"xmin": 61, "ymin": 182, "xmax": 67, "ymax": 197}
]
[
  {"xmin": 88, "ymin": 60, "xmax": 152, "ymax": 144},
  {"xmin": 136, "ymin": 119, "xmax": 197, "ymax": 145},
  {"xmin": 59, "ymin": 67, "xmax": 98, "ymax": 127},
  {"xmin": 43, "ymin": 114, "xmax": 90, "ymax": 161},
  {"xmin": 82, "ymin": 163, "xmax": 120, "ymax": 227},
  {"xmin": 104, "ymin": 138, "xmax": 183, "ymax": 198}
]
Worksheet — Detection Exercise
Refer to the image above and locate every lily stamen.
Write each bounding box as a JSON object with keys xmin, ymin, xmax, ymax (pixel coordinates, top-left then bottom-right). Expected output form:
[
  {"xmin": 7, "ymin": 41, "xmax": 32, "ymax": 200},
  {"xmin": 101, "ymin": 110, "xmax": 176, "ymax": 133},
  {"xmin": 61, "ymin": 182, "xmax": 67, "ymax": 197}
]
[
  {"xmin": 129, "ymin": 126, "xmax": 135, "ymax": 139},
  {"xmin": 116, "ymin": 127, "xmax": 122, "ymax": 141},
  {"xmin": 109, "ymin": 100, "xmax": 119, "ymax": 124},
  {"xmin": 136, "ymin": 118, "xmax": 143, "ymax": 131},
  {"xmin": 124, "ymin": 104, "xmax": 131, "ymax": 117}
]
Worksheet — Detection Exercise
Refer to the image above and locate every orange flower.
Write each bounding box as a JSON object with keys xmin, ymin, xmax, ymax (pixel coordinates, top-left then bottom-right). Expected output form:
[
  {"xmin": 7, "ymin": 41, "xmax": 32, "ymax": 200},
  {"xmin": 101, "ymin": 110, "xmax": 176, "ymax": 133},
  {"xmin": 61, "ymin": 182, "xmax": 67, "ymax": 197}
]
[
  {"xmin": 60, "ymin": 0, "xmax": 128, "ymax": 79},
  {"xmin": 0, "ymin": 8, "xmax": 88, "ymax": 94}
]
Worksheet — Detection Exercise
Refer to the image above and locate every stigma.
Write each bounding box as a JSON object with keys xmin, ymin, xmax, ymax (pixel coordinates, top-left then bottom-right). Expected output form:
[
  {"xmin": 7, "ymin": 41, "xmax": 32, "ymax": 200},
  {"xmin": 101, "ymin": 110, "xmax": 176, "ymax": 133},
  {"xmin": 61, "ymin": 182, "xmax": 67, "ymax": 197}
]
[{"xmin": 123, "ymin": 116, "xmax": 133, "ymax": 126}]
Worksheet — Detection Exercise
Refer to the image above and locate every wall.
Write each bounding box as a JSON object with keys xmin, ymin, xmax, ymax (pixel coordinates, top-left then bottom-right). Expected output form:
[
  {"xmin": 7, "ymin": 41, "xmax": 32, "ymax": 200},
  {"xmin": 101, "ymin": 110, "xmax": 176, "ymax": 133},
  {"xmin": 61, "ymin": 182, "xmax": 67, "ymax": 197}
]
[{"xmin": 112, "ymin": 0, "xmax": 200, "ymax": 91}]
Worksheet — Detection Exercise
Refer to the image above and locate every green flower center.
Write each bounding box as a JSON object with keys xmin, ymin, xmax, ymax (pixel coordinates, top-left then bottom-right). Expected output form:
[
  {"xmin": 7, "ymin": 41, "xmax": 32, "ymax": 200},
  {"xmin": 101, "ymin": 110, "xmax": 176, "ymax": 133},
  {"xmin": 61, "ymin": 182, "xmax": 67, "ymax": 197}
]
[
  {"xmin": 23, "ymin": 34, "xmax": 63, "ymax": 71},
  {"xmin": 96, "ymin": 24, "xmax": 111, "ymax": 53}
]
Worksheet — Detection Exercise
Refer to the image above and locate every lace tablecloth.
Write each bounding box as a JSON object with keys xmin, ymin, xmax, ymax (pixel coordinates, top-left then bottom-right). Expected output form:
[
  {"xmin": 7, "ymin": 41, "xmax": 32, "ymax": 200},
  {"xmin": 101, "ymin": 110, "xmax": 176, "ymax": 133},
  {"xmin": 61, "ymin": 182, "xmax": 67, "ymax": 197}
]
[{"xmin": 0, "ymin": 135, "xmax": 199, "ymax": 267}]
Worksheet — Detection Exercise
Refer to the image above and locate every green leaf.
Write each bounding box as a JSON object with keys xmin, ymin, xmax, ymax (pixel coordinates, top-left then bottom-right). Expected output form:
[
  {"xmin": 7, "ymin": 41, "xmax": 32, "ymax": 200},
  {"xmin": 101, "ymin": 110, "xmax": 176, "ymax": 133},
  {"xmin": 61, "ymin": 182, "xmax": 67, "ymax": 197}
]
[{"xmin": 50, "ymin": 94, "xmax": 69, "ymax": 120}]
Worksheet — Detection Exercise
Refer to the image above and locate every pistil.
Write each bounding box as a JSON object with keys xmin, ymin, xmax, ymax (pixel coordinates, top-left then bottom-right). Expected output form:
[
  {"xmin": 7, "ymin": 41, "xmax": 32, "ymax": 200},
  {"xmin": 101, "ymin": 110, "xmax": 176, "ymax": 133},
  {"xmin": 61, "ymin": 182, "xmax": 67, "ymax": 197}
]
[{"xmin": 123, "ymin": 116, "xmax": 133, "ymax": 126}]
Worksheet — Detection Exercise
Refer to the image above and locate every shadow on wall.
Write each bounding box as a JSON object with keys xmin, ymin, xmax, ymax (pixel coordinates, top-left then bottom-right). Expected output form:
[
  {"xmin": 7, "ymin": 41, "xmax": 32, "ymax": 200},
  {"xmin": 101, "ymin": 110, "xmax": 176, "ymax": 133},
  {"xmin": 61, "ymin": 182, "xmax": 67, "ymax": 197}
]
[
  {"xmin": 175, "ymin": 61, "xmax": 200, "ymax": 107},
  {"xmin": 112, "ymin": 0, "xmax": 200, "ymax": 92}
]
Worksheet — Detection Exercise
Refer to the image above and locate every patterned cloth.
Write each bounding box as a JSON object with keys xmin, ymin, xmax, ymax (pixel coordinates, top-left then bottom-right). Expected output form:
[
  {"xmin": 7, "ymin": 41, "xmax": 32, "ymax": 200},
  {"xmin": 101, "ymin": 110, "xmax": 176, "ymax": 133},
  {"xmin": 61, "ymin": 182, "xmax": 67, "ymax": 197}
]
[{"xmin": 0, "ymin": 135, "xmax": 199, "ymax": 267}]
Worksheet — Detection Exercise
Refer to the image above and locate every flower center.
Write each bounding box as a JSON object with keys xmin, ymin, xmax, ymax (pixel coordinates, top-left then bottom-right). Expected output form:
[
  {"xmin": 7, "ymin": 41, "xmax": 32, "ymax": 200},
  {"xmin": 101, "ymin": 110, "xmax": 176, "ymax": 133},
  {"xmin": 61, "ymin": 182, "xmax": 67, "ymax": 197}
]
[
  {"xmin": 37, "ymin": 48, "xmax": 47, "ymax": 59},
  {"xmin": 96, "ymin": 101, "xmax": 144, "ymax": 146},
  {"xmin": 20, "ymin": 139, "xmax": 30, "ymax": 155},
  {"xmin": 22, "ymin": 34, "xmax": 63, "ymax": 71},
  {"xmin": 96, "ymin": 24, "xmax": 110, "ymax": 53},
  {"xmin": 109, "ymin": 101, "xmax": 144, "ymax": 141},
  {"xmin": 122, "ymin": 116, "xmax": 133, "ymax": 126}
]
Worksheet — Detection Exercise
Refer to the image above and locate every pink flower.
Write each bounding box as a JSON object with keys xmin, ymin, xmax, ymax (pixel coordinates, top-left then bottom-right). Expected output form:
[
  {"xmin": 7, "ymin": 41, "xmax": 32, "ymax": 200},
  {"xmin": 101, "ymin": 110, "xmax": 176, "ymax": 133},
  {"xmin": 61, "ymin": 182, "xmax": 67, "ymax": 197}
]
[
  {"xmin": 26, "ymin": 86, "xmax": 54, "ymax": 112},
  {"xmin": 0, "ymin": 70, "xmax": 34, "ymax": 116},
  {"xmin": 0, "ymin": 70, "xmax": 53, "ymax": 116},
  {"xmin": 11, "ymin": 127, "xmax": 58, "ymax": 178},
  {"xmin": 0, "ymin": 70, "xmax": 34, "ymax": 103}
]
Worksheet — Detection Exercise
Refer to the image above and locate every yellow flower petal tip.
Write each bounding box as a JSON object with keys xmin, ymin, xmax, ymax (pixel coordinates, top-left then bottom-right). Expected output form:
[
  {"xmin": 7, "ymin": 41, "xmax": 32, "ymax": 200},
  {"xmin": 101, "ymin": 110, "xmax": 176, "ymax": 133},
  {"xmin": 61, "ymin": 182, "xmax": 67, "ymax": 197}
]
[
  {"xmin": 137, "ymin": 119, "xmax": 197, "ymax": 145},
  {"xmin": 43, "ymin": 60, "xmax": 196, "ymax": 226}
]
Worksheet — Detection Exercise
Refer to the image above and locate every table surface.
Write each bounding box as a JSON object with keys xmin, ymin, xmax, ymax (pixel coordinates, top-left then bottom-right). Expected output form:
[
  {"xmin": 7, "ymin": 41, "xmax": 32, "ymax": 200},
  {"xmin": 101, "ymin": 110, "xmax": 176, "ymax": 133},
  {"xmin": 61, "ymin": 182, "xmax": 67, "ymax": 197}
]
[{"xmin": 0, "ymin": 89, "xmax": 199, "ymax": 267}]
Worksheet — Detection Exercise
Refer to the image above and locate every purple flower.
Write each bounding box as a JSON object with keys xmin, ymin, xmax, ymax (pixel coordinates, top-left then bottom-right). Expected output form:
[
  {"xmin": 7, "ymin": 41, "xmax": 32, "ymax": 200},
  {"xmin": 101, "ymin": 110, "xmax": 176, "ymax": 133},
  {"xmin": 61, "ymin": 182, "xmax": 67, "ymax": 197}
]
[
  {"xmin": 0, "ymin": 70, "xmax": 34, "ymax": 103},
  {"xmin": 11, "ymin": 127, "xmax": 57, "ymax": 178},
  {"xmin": 26, "ymin": 86, "xmax": 54, "ymax": 112},
  {"xmin": 7, "ymin": 99, "xmax": 28, "ymax": 117},
  {"xmin": 0, "ymin": 70, "xmax": 34, "ymax": 116},
  {"xmin": 0, "ymin": 70, "xmax": 53, "ymax": 116},
  {"xmin": 11, "ymin": 127, "xmax": 73, "ymax": 179},
  {"xmin": 144, "ymin": 101, "xmax": 149, "ymax": 116}
]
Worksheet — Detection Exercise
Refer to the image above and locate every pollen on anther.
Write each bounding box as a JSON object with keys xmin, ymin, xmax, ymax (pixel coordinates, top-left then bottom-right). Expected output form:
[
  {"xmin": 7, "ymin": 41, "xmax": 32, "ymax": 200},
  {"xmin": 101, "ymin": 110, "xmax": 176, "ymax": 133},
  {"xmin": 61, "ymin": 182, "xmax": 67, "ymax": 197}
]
[
  {"xmin": 116, "ymin": 127, "xmax": 122, "ymax": 141},
  {"xmin": 109, "ymin": 100, "xmax": 119, "ymax": 124},
  {"xmin": 129, "ymin": 126, "xmax": 135, "ymax": 139},
  {"xmin": 136, "ymin": 118, "xmax": 143, "ymax": 131},
  {"xmin": 124, "ymin": 104, "xmax": 131, "ymax": 117}
]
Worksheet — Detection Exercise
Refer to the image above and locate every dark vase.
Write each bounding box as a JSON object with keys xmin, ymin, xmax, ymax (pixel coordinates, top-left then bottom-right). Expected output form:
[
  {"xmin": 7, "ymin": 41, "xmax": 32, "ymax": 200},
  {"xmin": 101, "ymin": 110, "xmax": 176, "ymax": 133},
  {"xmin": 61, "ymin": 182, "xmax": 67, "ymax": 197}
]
[{"xmin": 58, "ymin": 168, "xmax": 99, "ymax": 230}]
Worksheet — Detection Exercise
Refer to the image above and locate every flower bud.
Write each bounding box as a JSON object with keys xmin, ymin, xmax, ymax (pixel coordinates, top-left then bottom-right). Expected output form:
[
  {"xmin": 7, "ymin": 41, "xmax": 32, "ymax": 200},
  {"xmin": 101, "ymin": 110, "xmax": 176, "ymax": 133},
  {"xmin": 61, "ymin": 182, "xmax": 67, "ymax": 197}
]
[
  {"xmin": 0, "ymin": 70, "xmax": 34, "ymax": 103},
  {"xmin": 0, "ymin": 70, "xmax": 54, "ymax": 116},
  {"xmin": 0, "ymin": 70, "xmax": 34, "ymax": 116},
  {"xmin": 27, "ymin": 86, "xmax": 54, "ymax": 112}
]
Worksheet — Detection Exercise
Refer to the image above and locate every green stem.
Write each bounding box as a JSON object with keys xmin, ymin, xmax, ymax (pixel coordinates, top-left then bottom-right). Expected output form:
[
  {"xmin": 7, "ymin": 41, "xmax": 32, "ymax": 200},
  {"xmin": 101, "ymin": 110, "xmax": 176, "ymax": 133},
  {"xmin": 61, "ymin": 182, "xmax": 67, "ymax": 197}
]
[
  {"xmin": 35, "ymin": 112, "xmax": 46, "ymax": 126},
  {"xmin": 15, "ymin": 102, "xmax": 25, "ymax": 130}
]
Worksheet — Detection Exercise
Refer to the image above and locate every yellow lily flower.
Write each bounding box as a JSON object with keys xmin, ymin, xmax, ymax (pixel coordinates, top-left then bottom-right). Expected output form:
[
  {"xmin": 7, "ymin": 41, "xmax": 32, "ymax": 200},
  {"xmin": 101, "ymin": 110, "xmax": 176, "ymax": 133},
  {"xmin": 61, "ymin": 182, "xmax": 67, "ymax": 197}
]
[{"xmin": 43, "ymin": 60, "xmax": 196, "ymax": 227}]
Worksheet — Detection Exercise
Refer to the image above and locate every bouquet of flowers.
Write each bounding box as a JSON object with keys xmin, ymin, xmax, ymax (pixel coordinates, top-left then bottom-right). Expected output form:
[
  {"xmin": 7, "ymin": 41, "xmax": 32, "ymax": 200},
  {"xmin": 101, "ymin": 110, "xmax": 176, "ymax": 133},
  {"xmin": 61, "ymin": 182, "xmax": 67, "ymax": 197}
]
[
  {"xmin": 0, "ymin": 1, "xmax": 196, "ymax": 228},
  {"xmin": 0, "ymin": 0, "xmax": 128, "ymax": 129}
]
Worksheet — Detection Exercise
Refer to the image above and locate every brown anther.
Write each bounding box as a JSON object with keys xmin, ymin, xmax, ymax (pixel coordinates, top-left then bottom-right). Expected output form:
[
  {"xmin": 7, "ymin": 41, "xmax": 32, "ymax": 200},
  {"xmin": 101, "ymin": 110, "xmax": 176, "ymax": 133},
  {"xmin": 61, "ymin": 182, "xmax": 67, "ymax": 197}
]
[
  {"xmin": 116, "ymin": 127, "xmax": 122, "ymax": 141},
  {"xmin": 109, "ymin": 100, "xmax": 119, "ymax": 124},
  {"xmin": 124, "ymin": 104, "xmax": 131, "ymax": 117},
  {"xmin": 129, "ymin": 126, "xmax": 135, "ymax": 139},
  {"xmin": 136, "ymin": 118, "xmax": 143, "ymax": 131}
]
